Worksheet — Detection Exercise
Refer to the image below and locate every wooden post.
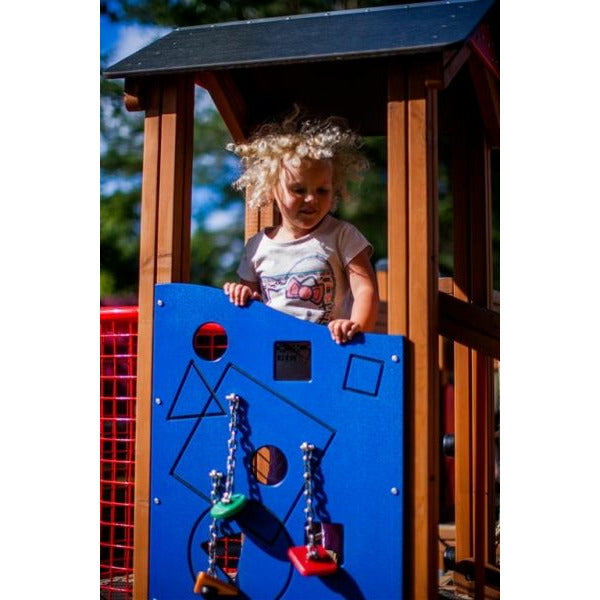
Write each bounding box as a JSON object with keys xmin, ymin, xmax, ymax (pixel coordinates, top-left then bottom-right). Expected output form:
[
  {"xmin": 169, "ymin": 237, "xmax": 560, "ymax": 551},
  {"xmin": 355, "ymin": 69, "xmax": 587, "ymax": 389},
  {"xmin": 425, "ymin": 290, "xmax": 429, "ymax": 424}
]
[
  {"xmin": 450, "ymin": 70, "xmax": 495, "ymax": 598},
  {"xmin": 131, "ymin": 73, "xmax": 195, "ymax": 600},
  {"xmin": 387, "ymin": 57, "xmax": 442, "ymax": 600},
  {"xmin": 450, "ymin": 77, "xmax": 475, "ymax": 582},
  {"xmin": 469, "ymin": 127, "xmax": 495, "ymax": 599}
]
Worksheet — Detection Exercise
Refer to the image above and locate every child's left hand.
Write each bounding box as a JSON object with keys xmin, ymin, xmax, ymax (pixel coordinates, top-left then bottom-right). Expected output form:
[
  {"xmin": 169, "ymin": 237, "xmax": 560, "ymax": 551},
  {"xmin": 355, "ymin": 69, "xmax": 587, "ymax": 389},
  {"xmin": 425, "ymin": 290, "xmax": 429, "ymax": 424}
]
[{"xmin": 328, "ymin": 319, "xmax": 361, "ymax": 344}]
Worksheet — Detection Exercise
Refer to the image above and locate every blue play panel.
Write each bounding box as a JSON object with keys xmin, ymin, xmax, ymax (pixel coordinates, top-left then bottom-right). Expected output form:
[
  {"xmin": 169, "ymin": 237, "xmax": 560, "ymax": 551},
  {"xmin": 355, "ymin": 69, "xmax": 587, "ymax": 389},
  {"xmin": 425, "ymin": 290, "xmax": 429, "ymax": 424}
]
[{"xmin": 149, "ymin": 284, "xmax": 405, "ymax": 599}]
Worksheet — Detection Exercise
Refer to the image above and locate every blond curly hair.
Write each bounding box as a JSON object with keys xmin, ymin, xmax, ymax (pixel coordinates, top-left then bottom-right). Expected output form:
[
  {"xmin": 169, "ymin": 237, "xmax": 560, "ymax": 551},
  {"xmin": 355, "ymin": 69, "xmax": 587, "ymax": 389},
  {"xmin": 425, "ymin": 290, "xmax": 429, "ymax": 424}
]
[{"xmin": 227, "ymin": 108, "xmax": 369, "ymax": 209}]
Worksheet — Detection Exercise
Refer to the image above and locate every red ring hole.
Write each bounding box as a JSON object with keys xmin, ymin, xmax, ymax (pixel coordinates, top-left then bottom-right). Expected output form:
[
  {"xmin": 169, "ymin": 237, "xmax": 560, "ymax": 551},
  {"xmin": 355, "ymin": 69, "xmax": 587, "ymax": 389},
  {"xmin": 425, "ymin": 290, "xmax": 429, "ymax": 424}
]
[{"xmin": 193, "ymin": 322, "xmax": 227, "ymax": 361}]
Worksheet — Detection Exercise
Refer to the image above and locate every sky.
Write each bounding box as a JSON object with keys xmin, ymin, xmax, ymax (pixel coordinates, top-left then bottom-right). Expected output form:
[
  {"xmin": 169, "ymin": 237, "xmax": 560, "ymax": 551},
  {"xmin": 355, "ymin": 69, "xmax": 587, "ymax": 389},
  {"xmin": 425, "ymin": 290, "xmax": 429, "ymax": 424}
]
[
  {"xmin": 100, "ymin": 14, "xmax": 172, "ymax": 64},
  {"xmin": 100, "ymin": 15, "xmax": 243, "ymax": 235}
]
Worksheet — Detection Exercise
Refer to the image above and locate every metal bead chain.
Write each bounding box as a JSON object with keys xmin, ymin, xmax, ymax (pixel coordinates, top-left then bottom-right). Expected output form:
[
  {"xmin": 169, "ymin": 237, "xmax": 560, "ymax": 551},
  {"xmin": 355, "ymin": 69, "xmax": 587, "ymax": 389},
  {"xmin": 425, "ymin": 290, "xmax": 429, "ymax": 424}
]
[
  {"xmin": 207, "ymin": 469, "xmax": 223, "ymax": 576},
  {"xmin": 300, "ymin": 442, "xmax": 318, "ymax": 559},
  {"xmin": 222, "ymin": 393, "xmax": 241, "ymax": 504}
]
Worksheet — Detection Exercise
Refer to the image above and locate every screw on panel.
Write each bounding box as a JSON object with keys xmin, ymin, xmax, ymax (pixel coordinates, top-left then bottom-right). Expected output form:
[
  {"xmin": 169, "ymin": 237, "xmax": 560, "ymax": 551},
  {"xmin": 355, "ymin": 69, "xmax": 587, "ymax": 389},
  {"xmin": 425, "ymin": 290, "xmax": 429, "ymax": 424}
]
[
  {"xmin": 153, "ymin": 497, "xmax": 161, "ymax": 505},
  {"xmin": 391, "ymin": 487, "xmax": 399, "ymax": 495},
  {"xmin": 391, "ymin": 355, "xmax": 399, "ymax": 363},
  {"xmin": 155, "ymin": 397, "xmax": 162, "ymax": 405},
  {"xmin": 157, "ymin": 299, "xmax": 164, "ymax": 307}
]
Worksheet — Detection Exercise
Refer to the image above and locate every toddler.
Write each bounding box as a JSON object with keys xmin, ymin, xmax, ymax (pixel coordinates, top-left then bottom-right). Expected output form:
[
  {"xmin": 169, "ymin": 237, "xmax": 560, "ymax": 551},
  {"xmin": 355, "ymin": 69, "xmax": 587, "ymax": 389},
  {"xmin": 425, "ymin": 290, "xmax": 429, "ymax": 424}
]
[{"xmin": 223, "ymin": 111, "xmax": 379, "ymax": 344}]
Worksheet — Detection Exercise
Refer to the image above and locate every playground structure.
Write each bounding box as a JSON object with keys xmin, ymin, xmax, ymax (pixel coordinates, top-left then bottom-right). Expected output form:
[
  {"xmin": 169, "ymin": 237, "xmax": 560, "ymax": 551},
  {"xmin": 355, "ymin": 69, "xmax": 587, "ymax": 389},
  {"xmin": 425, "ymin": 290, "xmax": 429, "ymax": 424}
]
[
  {"xmin": 103, "ymin": 0, "xmax": 500, "ymax": 598},
  {"xmin": 100, "ymin": 307, "xmax": 138, "ymax": 599}
]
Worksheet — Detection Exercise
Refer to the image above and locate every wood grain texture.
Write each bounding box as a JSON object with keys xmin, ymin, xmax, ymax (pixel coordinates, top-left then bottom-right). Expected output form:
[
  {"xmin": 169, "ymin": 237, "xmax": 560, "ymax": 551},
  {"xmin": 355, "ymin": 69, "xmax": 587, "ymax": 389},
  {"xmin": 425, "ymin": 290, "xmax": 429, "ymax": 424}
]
[
  {"xmin": 132, "ymin": 83, "xmax": 161, "ymax": 600},
  {"xmin": 448, "ymin": 72, "xmax": 497, "ymax": 598},
  {"xmin": 468, "ymin": 57, "xmax": 500, "ymax": 148},
  {"xmin": 196, "ymin": 70, "xmax": 248, "ymax": 142},
  {"xmin": 442, "ymin": 44, "xmax": 471, "ymax": 89},
  {"xmin": 387, "ymin": 61, "xmax": 408, "ymax": 335},
  {"xmin": 387, "ymin": 57, "xmax": 441, "ymax": 600},
  {"xmin": 438, "ymin": 292, "xmax": 499, "ymax": 359},
  {"xmin": 448, "ymin": 77, "xmax": 473, "ymax": 576},
  {"xmin": 133, "ymin": 75, "xmax": 195, "ymax": 600}
]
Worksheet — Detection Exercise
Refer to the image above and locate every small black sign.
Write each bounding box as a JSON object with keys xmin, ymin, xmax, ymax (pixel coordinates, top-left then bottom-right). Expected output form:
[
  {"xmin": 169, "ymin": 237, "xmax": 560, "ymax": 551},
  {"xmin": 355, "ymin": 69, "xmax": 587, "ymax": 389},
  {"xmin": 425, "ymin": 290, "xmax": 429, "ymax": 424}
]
[{"xmin": 274, "ymin": 341, "xmax": 312, "ymax": 381}]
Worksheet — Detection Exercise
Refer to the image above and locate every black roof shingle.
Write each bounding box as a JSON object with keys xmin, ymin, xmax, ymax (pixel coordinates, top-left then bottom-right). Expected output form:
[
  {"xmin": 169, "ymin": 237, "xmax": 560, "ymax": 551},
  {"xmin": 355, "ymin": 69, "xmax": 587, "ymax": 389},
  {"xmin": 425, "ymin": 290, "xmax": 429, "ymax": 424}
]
[{"xmin": 103, "ymin": 0, "xmax": 495, "ymax": 79}]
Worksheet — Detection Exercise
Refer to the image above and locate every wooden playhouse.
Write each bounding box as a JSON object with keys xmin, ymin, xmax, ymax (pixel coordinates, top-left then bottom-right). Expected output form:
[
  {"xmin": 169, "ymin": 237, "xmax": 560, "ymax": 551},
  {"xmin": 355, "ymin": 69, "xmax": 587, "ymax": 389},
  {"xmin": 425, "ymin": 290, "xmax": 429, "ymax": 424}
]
[{"xmin": 103, "ymin": 0, "xmax": 500, "ymax": 597}]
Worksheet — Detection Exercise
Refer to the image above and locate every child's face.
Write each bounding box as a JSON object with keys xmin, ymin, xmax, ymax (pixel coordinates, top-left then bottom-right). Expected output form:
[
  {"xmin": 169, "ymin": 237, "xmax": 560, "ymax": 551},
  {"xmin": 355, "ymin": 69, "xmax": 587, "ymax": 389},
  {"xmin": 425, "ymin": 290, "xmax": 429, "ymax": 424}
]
[{"xmin": 274, "ymin": 159, "xmax": 334, "ymax": 237}]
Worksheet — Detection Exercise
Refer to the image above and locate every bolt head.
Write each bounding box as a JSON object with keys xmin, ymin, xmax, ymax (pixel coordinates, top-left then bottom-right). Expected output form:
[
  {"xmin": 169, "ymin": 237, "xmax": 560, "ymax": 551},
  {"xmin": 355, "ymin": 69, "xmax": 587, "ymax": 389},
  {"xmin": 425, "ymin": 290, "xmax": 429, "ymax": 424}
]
[
  {"xmin": 391, "ymin": 354, "xmax": 399, "ymax": 363},
  {"xmin": 155, "ymin": 397, "xmax": 162, "ymax": 405},
  {"xmin": 391, "ymin": 487, "xmax": 399, "ymax": 496},
  {"xmin": 153, "ymin": 497, "xmax": 161, "ymax": 505}
]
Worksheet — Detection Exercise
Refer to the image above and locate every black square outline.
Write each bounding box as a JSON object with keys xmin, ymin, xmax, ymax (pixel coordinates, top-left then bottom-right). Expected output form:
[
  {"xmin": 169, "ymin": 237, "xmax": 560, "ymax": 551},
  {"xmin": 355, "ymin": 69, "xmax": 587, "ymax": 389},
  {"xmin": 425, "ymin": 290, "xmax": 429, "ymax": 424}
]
[{"xmin": 342, "ymin": 354, "xmax": 384, "ymax": 397}]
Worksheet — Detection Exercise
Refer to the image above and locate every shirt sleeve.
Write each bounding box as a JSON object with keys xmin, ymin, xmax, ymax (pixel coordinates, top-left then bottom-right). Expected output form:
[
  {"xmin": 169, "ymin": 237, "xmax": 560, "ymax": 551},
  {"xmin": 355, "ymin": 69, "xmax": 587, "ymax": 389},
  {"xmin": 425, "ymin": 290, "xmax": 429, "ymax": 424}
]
[
  {"xmin": 338, "ymin": 221, "xmax": 373, "ymax": 267},
  {"xmin": 236, "ymin": 235, "xmax": 259, "ymax": 282}
]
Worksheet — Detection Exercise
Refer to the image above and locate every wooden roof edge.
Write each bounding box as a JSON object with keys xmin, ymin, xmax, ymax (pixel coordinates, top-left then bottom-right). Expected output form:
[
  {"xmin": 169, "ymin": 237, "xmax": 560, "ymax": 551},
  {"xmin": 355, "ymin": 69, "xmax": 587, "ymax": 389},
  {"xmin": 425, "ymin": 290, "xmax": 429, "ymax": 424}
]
[{"xmin": 104, "ymin": 45, "xmax": 455, "ymax": 80}]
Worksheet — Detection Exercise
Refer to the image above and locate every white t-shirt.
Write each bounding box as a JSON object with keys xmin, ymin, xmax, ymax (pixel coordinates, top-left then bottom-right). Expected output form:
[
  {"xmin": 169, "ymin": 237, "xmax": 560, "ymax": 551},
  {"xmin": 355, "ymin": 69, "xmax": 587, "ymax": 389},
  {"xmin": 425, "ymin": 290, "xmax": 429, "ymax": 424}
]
[{"xmin": 237, "ymin": 215, "xmax": 372, "ymax": 324}]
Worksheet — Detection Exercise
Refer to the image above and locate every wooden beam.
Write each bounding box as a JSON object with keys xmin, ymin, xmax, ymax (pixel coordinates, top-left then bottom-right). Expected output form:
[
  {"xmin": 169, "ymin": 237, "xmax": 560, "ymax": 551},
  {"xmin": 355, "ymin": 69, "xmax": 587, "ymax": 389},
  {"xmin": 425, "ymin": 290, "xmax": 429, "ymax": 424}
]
[
  {"xmin": 449, "ymin": 78, "xmax": 474, "ymax": 583},
  {"xmin": 156, "ymin": 77, "xmax": 194, "ymax": 283},
  {"xmin": 131, "ymin": 83, "xmax": 161, "ymax": 600},
  {"xmin": 449, "ymin": 72, "xmax": 497, "ymax": 598},
  {"xmin": 467, "ymin": 21, "xmax": 500, "ymax": 80},
  {"xmin": 124, "ymin": 77, "xmax": 149, "ymax": 112},
  {"xmin": 438, "ymin": 276, "xmax": 453, "ymax": 295},
  {"xmin": 196, "ymin": 70, "xmax": 280, "ymax": 239},
  {"xmin": 388, "ymin": 56, "xmax": 442, "ymax": 600},
  {"xmin": 196, "ymin": 70, "xmax": 248, "ymax": 142},
  {"xmin": 469, "ymin": 132, "xmax": 496, "ymax": 599},
  {"xmin": 468, "ymin": 58, "xmax": 500, "ymax": 148},
  {"xmin": 438, "ymin": 292, "xmax": 499, "ymax": 359},
  {"xmin": 387, "ymin": 63, "xmax": 408, "ymax": 335},
  {"xmin": 132, "ymin": 74, "xmax": 195, "ymax": 600},
  {"xmin": 442, "ymin": 45, "xmax": 471, "ymax": 89}
]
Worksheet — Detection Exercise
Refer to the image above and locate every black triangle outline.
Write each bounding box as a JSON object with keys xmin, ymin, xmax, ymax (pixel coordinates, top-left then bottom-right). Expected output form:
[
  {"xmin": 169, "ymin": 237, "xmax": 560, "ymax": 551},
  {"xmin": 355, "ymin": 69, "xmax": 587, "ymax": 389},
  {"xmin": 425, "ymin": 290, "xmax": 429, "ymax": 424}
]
[{"xmin": 167, "ymin": 360, "xmax": 226, "ymax": 420}]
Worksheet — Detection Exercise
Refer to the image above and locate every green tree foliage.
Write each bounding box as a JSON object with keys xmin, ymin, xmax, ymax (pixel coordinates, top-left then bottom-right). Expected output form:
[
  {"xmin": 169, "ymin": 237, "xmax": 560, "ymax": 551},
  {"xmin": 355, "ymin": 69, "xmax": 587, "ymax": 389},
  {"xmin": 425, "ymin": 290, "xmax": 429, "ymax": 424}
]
[
  {"xmin": 100, "ymin": 188, "xmax": 140, "ymax": 298},
  {"xmin": 101, "ymin": 0, "xmax": 419, "ymax": 28},
  {"xmin": 101, "ymin": 74, "xmax": 144, "ymax": 299}
]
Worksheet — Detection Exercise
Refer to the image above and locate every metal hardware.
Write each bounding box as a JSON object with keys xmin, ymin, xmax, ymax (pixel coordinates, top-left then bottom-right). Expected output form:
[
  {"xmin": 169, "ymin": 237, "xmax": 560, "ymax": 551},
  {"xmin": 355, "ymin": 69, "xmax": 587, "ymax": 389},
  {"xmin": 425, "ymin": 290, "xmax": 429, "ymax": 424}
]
[
  {"xmin": 300, "ymin": 442, "xmax": 318, "ymax": 559},
  {"xmin": 209, "ymin": 394, "xmax": 247, "ymax": 519},
  {"xmin": 207, "ymin": 470, "xmax": 223, "ymax": 577},
  {"xmin": 442, "ymin": 433, "xmax": 455, "ymax": 457},
  {"xmin": 223, "ymin": 393, "xmax": 240, "ymax": 504}
]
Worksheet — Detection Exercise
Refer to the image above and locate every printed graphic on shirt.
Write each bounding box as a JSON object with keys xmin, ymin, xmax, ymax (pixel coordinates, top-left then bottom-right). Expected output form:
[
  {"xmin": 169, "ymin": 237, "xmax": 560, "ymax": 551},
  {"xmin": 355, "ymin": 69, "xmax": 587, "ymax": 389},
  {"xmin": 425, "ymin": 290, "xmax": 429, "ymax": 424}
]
[{"xmin": 260, "ymin": 254, "xmax": 336, "ymax": 323}]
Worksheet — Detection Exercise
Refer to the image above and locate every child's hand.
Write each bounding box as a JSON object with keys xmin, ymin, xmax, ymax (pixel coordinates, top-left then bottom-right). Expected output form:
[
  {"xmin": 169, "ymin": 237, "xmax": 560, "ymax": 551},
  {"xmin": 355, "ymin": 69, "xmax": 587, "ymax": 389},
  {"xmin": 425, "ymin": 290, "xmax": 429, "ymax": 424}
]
[
  {"xmin": 328, "ymin": 319, "xmax": 361, "ymax": 344},
  {"xmin": 223, "ymin": 282, "xmax": 261, "ymax": 306}
]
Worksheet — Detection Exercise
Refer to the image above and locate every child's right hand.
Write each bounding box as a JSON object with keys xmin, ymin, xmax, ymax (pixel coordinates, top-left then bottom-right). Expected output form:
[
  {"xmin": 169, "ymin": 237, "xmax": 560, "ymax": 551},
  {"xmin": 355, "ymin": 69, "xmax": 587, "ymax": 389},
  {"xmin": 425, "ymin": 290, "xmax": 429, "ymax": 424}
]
[
  {"xmin": 328, "ymin": 319, "xmax": 361, "ymax": 344},
  {"xmin": 223, "ymin": 282, "xmax": 261, "ymax": 306}
]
